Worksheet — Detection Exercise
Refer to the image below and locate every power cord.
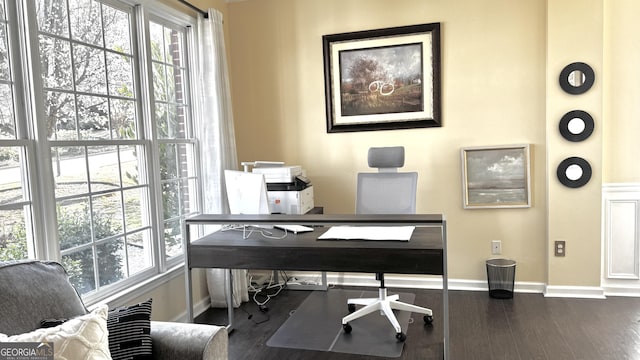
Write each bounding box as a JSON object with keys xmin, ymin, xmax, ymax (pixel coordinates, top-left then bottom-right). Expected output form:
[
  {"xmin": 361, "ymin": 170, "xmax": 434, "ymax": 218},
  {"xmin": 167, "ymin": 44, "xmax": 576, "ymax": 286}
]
[
  {"xmin": 232, "ymin": 292, "xmax": 270, "ymax": 325},
  {"xmin": 222, "ymin": 224, "xmax": 288, "ymax": 240},
  {"xmin": 248, "ymin": 271, "xmax": 288, "ymax": 309}
]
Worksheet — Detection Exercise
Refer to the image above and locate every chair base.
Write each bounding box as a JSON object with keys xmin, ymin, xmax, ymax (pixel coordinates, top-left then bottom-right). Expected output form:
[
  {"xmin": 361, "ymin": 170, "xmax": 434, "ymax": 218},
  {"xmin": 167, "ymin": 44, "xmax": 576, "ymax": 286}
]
[{"xmin": 341, "ymin": 287, "xmax": 432, "ymax": 333}]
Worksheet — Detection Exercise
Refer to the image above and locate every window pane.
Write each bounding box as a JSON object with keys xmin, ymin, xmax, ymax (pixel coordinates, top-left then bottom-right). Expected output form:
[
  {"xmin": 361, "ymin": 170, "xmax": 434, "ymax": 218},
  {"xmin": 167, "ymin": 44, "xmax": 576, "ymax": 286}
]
[
  {"xmin": 120, "ymin": 145, "xmax": 140, "ymax": 186},
  {"xmin": 159, "ymin": 143, "xmax": 177, "ymax": 180},
  {"xmin": 74, "ymin": 44, "xmax": 107, "ymax": 94},
  {"xmin": 0, "ymin": 83, "xmax": 15, "ymax": 139},
  {"xmin": 127, "ymin": 230, "xmax": 152, "ymax": 275},
  {"xmin": 77, "ymin": 95, "xmax": 108, "ymax": 139},
  {"xmin": 179, "ymin": 179, "xmax": 192, "ymax": 215},
  {"xmin": 88, "ymin": 147, "xmax": 121, "ymax": 191},
  {"xmin": 165, "ymin": 27, "xmax": 183, "ymax": 67},
  {"xmin": 62, "ymin": 247, "xmax": 95, "ymax": 295},
  {"xmin": 92, "ymin": 192, "xmax": 124, "ymax": 238},
  {"xmin": 149, "ymin": 23, "xmax": 164, "ymax": 62},
  {"xmin": 107, "ymin": 53, "xmax": 134, "ymax": 98},
  {"xmin": 0, "ymin": 208, "xmax": 30, "ymax": 261},
  {"xmin": 46, "ymin": 91, "xmax": 77, "ymax": 140},
  {"xmin": 111, "ymin": 99, "xmax": 136, "ymax": 139},
  {"xmin": 69, "ymin": 0, "xmax": 103, "ymax": 46},
  {"xmin": 163, "ymin": 218, "xmax": 182, "ymax": 258},
  {"xmin": 57, "ymin": 198, "xmax": 91, "ymax": 251},
  {"xmin": 97, "ymin": 237, "xmax": 125, "ymax": 286},
  {"xmin": 0, "ymin": 24, "xmax": 10, "ymax": 81},
  {"xmin": 36, "ymin": 0, "xmax": 70, "ymax": 37},
  {"xmin": 39, "ymin": 36, "xmax": 73, "ymax": 90},
  {"xmin": 0, "ymin": 147, "xmax": 25, "ymax": 205},
  {"xmin": 153, "ymin": 63, "xmax": 166, "ymax": 102},
  {"xmin": 156, "ymin": 103, "xmax": 188, "ymax": 139},
  {"xmin": 103, "ymin": 5, "xmax": 131, "ymax": 54},
  {"xmin": 52, "ymin": 146, "xmax": 89, "ymax": 198},
  {"xmin": 186, "ymin": 178, "xmax": 198, "ymax": 216},
  {"xmin": 162, "ymin": 179, "xmax": 179, "ymax": 219},
  {"xmin": 123, "ymin": 188, "xmax": 146, "ymax": 231}
]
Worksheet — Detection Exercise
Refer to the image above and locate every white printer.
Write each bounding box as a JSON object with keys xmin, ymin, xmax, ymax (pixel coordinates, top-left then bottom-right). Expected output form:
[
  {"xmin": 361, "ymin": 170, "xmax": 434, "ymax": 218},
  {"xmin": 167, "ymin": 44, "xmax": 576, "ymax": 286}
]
[{"xmin": 251, "ymin": 164, "xmax": 314, "ymax": 214}]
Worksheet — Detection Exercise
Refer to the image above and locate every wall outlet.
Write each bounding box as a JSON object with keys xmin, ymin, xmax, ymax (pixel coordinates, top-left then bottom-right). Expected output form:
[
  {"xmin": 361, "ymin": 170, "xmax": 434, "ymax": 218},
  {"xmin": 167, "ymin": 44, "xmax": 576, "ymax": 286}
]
[
  {"xmin": 491, "ymin": 240, "xmax": 502, "ymax": 255},
  {"xmin": 555, "ymin": 240, "xmax": 566, "ymax": 256}
]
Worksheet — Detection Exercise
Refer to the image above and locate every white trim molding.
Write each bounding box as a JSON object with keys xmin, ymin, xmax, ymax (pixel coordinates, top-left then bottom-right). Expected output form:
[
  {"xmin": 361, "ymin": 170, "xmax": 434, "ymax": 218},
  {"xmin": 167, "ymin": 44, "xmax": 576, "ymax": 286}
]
[
  {"xmin": 602, "ymin": 183, "xmax": 640, "ymax": 296},
  {"xmin": 283, "ymin": 271, "xmax": 547, "ymax": 296},
  {"xmin": 544, "ymin": 285, "xmax": 606, "ymax": 299}
]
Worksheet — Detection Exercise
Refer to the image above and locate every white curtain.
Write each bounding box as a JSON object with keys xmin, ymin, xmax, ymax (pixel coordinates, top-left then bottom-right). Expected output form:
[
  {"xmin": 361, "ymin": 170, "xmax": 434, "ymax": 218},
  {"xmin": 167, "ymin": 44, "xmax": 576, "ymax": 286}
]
[{"xmin": 197, "ymin": 9, "xmax": 249, "ymax": 308}]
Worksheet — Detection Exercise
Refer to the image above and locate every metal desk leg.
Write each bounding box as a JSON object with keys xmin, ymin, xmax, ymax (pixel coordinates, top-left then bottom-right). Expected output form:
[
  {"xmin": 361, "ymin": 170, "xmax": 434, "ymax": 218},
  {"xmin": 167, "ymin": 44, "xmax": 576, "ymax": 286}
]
[
  {"xmin": 185, "ymin": 267, "xmax": 193, "ymax": 322},
  {"xmin": 442, "ymin": 220, "xmax": 449, "ymax": 360},
  {"xmin": 185, "ymin": 224, "xmax": 194, "ymax": 323},
  {"xmin": 225, "ymin": 269, "xmax": 235, "ymax": 332}
]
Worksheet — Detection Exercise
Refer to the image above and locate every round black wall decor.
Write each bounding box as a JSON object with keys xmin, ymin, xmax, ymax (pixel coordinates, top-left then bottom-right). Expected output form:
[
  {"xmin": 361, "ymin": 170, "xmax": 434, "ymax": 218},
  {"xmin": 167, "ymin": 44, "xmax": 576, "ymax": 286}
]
[
  {"xmin": 557, "ymin": 157, "xmax": 592, "ymax": 188},
  {"xmin": 559, "ymin": 110, "xmax": 594, "ymax": 142},
  {"xmin": 559, "ymin": 62, "xmax": 595, "ymax": 95}
]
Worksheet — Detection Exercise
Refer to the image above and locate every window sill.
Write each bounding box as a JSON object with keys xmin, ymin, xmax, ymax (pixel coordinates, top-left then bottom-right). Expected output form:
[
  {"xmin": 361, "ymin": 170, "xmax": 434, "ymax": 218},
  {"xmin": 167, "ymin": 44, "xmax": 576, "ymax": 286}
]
[{"xmin": 86, "ymin": 263, "xmax": 186, "ymax": 309}]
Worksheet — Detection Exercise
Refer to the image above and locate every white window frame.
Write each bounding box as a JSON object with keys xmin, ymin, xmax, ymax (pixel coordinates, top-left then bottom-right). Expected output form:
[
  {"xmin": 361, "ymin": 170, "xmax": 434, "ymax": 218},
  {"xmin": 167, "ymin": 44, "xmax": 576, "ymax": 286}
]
[{"xmin": 1, "ymin": 0, "xmax": 204, "ymax": 305}]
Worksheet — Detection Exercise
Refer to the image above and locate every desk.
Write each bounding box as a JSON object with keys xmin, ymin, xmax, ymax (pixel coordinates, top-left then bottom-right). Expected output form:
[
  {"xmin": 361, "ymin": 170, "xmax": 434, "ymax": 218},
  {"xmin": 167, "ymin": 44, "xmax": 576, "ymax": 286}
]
[{"xmin": 184, "ymin": 214, "xmax": 449, "ymax": 359}]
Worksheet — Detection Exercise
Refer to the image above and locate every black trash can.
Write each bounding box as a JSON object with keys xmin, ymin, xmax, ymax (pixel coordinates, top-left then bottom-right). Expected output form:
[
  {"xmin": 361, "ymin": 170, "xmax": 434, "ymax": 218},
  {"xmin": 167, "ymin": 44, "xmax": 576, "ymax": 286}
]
[{"xmin": 486, "ymin": 258, "xmax": 516, "ymax": 299}]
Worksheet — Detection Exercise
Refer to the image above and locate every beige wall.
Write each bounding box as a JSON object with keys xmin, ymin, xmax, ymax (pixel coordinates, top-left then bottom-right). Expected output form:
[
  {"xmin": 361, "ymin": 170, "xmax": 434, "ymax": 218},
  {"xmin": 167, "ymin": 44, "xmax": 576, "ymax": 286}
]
[
  {"xmin": 603, "ymin": 0, "xmax": 640, "ymax": 183},
  {"xmin": 224, "ymin": 0, "xmax": 548, "ymax": 283},
  {"xmin": 149, "ymin": 0, "xmax": 640, "ymax": 319},
  {"xmin": 546, "ymin": 0, "xmax": 603, "ymax": 287}
]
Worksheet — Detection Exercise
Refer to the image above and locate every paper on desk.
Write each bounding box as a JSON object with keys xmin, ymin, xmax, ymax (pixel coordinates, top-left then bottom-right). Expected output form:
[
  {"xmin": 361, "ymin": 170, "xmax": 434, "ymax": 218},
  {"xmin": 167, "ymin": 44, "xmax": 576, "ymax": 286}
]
[{"xmin": 317, "ymin": 226, "xmax": 415, "ymax": 241}]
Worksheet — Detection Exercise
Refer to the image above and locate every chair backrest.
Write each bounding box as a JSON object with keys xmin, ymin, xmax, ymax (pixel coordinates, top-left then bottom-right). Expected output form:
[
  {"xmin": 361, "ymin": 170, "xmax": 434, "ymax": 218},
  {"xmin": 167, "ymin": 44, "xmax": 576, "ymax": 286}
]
[{"xmin": 356, "ymin": 146, "xmax": 417, "ymax": 215}]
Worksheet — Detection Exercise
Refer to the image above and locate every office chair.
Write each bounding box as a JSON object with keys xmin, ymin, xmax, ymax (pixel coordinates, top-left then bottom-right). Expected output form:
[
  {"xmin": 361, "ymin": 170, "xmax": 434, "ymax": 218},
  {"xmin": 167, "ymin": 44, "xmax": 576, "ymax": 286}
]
[{"xmin": 341, "ymin": 146, "xmax": 433, "ymax": 342}]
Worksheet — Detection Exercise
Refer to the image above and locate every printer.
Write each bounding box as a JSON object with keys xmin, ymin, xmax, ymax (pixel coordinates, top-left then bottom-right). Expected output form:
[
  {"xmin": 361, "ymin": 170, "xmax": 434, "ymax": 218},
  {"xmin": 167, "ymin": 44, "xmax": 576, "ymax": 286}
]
[{"xmin": 251, "ymin": 164, "xmax": 314, "ymax": 215}]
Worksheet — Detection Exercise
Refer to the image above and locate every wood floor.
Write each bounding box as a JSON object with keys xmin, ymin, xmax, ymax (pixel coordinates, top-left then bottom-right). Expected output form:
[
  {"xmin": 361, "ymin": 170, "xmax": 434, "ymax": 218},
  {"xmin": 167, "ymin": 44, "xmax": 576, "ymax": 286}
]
[{"xmin": 195, "ymin": 286, "xmax": 640, "ymax": 360}]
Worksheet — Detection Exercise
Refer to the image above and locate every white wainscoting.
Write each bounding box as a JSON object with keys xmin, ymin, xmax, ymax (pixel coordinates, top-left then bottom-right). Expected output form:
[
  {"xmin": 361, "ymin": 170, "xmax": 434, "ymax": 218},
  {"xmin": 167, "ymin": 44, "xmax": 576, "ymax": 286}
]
[{"xmin": 602, "ymin": 183, "xmax": 640, "ymax": 296}]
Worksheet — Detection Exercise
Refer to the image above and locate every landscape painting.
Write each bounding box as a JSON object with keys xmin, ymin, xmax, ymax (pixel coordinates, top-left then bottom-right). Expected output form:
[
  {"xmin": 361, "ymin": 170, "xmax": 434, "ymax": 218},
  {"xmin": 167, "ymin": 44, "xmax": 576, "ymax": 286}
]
[
  {"xmin": 461, "ymin": 145, "xmax": 531, "ymax": 209},
  {"xmin": 323, "ymin": 23, "xmax": 441, "ymax": 132},
  {"xmin": 338, "ymin": 43, "xmax": 424, "ymax": 117}
]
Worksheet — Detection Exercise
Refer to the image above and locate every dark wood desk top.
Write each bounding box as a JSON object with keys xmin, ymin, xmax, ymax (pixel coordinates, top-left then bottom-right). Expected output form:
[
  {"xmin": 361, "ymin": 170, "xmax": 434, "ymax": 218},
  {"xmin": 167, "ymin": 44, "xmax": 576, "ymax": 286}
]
[
  {"xmin": 188, "ymin": 226, "xmax": 444, "ymax": 275},
  {"xmin": 186, "ymin": 213, "xmax": 445, "ymax": 226}
]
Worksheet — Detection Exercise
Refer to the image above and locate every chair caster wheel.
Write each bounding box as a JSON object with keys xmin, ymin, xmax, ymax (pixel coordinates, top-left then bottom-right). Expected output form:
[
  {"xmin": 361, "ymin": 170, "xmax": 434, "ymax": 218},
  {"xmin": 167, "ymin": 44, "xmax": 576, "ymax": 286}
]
[
  {"xmin": 395, "ymin": 332, "xmax": 406, "ymax": 342},
  {"xmin": 347, "ymin": 304, "xmax": 356, "ymax": 313},
  {"xmin": 424, "ymin": 315, "xmax": 433, "ymax": 324},
  {"xmin": 343, "ymin": 323, "xmax": 352, "ymax": 334}
]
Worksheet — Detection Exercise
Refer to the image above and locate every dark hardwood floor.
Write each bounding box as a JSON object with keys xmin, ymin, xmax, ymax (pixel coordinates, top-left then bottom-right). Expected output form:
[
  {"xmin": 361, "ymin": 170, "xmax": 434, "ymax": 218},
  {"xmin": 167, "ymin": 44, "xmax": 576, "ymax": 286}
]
[{"xmin": 195, "ymin": 286, "xmax": 640, "ymax": 360}]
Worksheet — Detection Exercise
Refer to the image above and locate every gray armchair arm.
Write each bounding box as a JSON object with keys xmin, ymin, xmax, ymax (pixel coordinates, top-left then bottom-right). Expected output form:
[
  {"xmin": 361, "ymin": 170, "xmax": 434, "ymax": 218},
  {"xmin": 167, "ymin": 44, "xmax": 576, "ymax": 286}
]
[{"xmin": 150, "ymin": 321, "xmax": 228, "ymax": 360}]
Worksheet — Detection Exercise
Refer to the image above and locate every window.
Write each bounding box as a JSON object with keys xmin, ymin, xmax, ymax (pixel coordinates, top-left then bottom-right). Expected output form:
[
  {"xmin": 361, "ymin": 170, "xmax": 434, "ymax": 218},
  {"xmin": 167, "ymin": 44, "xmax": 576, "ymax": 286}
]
[
  {"xmin": 148, "ymin": 19, "xmax": 199, "ymax": 260},
  {"xmin": 0, "ymin": 0, "xmax": 36, "ymax": 261},
  {"xmin": 0, "ymin": 0, "xmax": 201, "ymax": 301}
]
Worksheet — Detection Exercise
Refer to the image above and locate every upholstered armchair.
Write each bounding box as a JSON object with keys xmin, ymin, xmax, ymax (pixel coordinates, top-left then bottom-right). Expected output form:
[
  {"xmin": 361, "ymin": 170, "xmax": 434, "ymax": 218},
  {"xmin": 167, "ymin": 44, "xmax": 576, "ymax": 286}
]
[{"xmin": 0, "ymin": 260, "xmax": 227, "ymax": 360}]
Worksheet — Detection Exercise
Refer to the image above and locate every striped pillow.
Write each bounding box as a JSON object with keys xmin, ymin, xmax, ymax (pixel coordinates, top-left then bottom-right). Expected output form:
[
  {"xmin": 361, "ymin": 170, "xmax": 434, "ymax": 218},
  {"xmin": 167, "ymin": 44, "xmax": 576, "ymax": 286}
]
[{"xmin": 107, "ymin": 298, "xmax": 152, "ymax": 360}]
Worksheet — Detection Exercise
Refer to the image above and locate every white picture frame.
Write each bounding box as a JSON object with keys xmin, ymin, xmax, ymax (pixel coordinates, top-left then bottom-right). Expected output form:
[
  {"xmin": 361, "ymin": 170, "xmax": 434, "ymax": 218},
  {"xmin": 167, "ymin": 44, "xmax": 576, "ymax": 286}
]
[{"xmin": 461, "ymin": 144, "xmax": 532, "ymax": 209}]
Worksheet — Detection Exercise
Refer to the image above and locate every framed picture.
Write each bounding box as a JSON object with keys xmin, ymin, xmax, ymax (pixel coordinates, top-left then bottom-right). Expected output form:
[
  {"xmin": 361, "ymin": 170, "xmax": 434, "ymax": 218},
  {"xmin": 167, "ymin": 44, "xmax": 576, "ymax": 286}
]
[
  {"xmin": 322, "ymin": 23, "xmax": 441, "ymax": 133},
  {"xmin": 461, "ymin": 144, "xmax": 532, "ymax": 209}
]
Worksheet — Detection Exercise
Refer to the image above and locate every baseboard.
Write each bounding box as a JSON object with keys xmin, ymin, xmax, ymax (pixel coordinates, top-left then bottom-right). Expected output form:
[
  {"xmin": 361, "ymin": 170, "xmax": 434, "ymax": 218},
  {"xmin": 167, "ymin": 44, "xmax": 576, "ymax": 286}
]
[
  {"xmin": 544, "ymin": 285, "xmax": 606, "ymax": 299},
  {"xmin": 283, "ymin": 272, "xmax": 546, "ymax": 296},
  {"xmin": 601, "ymin": 285, "xmax": 640, "ymax": 297},
  {"xmin": 171, "ymin": 296, "xmax": 212, "ymax": 322},
  {"xmin": 253, "ymin": 271, "xmax": 614, "ymax": 299}
]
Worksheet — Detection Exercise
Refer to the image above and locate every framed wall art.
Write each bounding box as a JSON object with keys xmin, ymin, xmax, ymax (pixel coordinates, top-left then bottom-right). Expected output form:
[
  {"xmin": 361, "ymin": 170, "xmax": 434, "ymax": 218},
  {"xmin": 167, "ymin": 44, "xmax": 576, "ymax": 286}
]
[
  {"xmin": 322, "ymin": 23, "xmax": 441, "ymax": 133},
  {"xmin": 461, "ymin": 144, "xmax": 532, "ymax": 209}
]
